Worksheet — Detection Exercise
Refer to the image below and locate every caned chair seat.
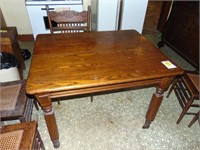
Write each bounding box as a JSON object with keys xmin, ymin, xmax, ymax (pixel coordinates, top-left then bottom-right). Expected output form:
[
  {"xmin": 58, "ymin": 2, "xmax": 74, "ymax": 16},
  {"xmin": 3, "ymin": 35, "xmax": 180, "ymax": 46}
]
[
  {"xmin": 0, "ymin": 121, "xmax": 45, "ymax": 150},
  {"xmin": 0, "ymin": 80, "xmax": 39, "ymax": 123}
]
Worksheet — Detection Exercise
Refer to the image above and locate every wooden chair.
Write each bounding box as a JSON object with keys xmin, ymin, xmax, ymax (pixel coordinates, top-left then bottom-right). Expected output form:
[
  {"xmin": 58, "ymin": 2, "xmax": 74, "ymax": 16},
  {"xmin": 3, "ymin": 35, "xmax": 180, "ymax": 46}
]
[
  {"xmin": 167, "ymin": 71, "xmax": 199, "ymax": 127},
  {"xmin": 0, "ymin": 121, "xmax": 45, "ymax": 150},
  {"xmin": 46, "ymin": 5, "xmax": 91, "ymax": 34},
  {"xmin": 0, "ymin": 80, "xmax": 39, "ymax": 123},
  {"xmin": 188, "ymin": 111, "xmax": 200, "ymax": 127}
]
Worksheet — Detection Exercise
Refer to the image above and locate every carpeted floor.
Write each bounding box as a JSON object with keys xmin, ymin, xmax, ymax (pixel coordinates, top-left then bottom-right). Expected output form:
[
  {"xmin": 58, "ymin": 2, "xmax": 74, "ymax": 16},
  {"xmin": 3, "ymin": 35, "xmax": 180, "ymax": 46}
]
[{"xmin": 18, "ymin": 30, "xmax": 199, "ymax": 150}]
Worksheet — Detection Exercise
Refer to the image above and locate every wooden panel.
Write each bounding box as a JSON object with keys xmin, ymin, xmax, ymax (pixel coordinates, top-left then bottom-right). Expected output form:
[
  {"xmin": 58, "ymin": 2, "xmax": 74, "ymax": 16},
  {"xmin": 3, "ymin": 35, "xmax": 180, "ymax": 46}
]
[{"xmin": 160, "ymin": 1, "xmax": 199, "ymax": 69}]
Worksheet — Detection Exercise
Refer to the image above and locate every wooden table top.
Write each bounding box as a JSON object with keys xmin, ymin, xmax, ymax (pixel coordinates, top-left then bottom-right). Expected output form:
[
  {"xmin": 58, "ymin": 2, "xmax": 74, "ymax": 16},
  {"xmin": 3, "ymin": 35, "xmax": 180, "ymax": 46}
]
[{"xmin": 26, "ymin": 30, "xmax": 183, "ymax": 95}]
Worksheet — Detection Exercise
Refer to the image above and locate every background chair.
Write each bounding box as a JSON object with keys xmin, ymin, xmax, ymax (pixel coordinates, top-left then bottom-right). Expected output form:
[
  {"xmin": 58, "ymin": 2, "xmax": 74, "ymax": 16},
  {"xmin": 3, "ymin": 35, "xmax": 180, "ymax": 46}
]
[
  {"xmin": 0, "ymin": 80, "xmax": 39, "ymax": 123},
  {"xmin": 167, "ymin": 71, "xmax": 199, "ymax": 127},
  {"xmin": 46, "ymin": 5, "xmax": 91, "ymax": 34}
]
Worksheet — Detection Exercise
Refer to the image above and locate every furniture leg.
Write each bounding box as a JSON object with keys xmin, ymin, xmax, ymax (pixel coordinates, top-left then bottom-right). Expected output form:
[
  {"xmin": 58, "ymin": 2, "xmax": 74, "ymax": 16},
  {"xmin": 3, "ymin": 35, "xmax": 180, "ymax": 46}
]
[
  {"xmin": 188, "ymin": 111, "xmax": 200, "ymax": 127},
  {"xmin": 33, "ymin": 99, "xmax": 39, "ymax": 110},
  {"xmin": 36, "ymin": 94, "xmax": 60, "ymax": 148},
  {"xmin": 166, "ymin": 78, "xmax": 178, "ymax": 98},
  {"xmin": 143, "ymin": 78, "xmax": 171, "ymax": 128},
  {"xmin": 91, "ymin": 95, "xmax": 94, "ymax": 102},
  {"xmin": 176, "ymin": 97, "xmax": 194, "ymax": 124}
]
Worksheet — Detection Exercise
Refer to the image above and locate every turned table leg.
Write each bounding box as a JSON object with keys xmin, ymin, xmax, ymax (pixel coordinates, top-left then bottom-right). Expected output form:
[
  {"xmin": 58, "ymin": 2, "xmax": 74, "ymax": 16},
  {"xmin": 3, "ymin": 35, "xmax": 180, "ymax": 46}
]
[
  {"xmin": 36, "ymin": 94, "xmax": 60, "ymax": 148},
  {"xmin": 143, "ymin": 78, "xmax": 172, "ymax": 129}
]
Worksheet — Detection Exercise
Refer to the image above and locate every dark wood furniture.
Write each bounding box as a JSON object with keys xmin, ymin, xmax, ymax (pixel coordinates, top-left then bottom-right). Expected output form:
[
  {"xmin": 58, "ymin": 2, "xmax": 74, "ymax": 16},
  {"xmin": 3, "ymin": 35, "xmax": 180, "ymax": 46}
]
[
  {"xmin": 0, "ymin": 27, "xmax": 25, "ymax": 78},
  {"xmin": 26, "ymin": 30, "xmax": 183, "ymax": 148},
  {"xmin": 0, "ymin": 121, "xmax": 45, "ymax": 150},
  {"xmin": 157, "ymin": 1, "xmax": 172, "ymax": 32},
  {"xmin": 167, "ymin": 71, "xmax": 199, "ymax": 127},
  {"xmin": 188, "ymin": 111, "xmax": 200, "ymax": 127},
  {"xmin": 46, "ymin": 5, "xmax": 91, "ymax": 34},
  {"xmin": 158, "ymin": 1, "xmax": 199, "ymax": 70},
  {"xmin": 0, "ymin": 80, "xmax": 38, "ymax": 122}
]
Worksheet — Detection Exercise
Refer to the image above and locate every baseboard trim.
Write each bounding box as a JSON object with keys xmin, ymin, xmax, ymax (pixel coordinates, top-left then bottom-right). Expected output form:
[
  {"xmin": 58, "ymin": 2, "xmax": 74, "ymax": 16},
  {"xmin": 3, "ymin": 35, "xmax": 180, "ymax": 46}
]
[{"xmin": 17, "ymin": 34, "xmax": 34, "ymax": 42}]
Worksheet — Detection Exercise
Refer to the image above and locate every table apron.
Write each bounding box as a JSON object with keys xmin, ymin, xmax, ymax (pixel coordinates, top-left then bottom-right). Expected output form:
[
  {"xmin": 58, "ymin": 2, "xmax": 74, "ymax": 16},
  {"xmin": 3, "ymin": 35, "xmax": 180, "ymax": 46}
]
[{"xmin": 49, "ymin": 77, "xmax": 174, "ymax": 99}]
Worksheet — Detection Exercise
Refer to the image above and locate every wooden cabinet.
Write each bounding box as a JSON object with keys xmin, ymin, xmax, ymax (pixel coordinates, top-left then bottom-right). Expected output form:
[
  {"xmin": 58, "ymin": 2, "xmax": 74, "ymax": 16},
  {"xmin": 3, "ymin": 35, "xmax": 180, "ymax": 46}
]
[{"xmin": 158, "ymin": 1, "xmax": 199, "ymax": 69}]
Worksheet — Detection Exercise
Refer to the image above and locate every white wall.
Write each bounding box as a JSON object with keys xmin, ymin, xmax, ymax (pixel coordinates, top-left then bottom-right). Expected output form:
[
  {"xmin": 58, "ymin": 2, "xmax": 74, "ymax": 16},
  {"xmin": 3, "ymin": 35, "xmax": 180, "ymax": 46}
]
[
  {"xmin": 83, "ymin": 0, "xmax": 91, "ymax": 10},
  {"xmin": 0, "ymin": 0, "xmax": 148, "ymax": 35},
  {"xmin": 0, "ymin": 0, "xmax": 32, "ymax": 34},
  {"xmin": 0, "ymin": 0, "xmax": 91, "ymax": 35}
]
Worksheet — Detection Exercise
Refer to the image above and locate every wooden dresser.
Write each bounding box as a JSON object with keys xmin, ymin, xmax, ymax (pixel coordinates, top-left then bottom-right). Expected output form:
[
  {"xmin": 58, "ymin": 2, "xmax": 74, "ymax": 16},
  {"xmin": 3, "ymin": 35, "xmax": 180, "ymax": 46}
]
[{"xmin": 158, "ymin": 1, "xmax": 199, "ymax": 70}]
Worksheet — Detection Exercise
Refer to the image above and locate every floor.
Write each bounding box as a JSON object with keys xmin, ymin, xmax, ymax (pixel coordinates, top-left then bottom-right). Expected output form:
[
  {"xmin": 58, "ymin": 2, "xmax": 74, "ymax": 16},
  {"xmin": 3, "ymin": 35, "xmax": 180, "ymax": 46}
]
[{"xmin": 7, "ymin": 1, "xmax": 200, "ymax": 150}]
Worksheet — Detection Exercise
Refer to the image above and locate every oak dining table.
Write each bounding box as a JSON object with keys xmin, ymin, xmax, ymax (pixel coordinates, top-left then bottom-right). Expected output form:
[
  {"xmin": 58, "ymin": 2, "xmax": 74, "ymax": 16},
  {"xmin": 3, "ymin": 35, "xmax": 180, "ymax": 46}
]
[{"xmin": 26, "ymin": 30, "xmax": 183, "ymax": 148}]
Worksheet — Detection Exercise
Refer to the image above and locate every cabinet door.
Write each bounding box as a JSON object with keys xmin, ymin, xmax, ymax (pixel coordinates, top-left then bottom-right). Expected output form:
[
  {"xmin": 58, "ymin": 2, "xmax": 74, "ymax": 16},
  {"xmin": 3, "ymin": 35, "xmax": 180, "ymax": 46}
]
[
  {"xmin": 163, "ymin": 1, "xmax": 199, "ymax": 69},
  {"xmin": 164, "ymin": 3, "xmax": 193, "ymax": 51},
  {"xmin": 97, "ymin": 0, "xmax": 118, "ymax": 31},
  {"xmin": 186, "ymin": 16, "xmax": 199, "ymax": 67}
]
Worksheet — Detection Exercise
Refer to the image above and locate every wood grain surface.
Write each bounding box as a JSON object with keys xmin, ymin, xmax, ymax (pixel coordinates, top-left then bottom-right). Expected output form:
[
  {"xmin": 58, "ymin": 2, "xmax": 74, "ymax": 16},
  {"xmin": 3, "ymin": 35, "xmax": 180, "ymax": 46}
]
[{"xmin": 26, "ymin": 30, "xmax": 183, "ymax": 95}]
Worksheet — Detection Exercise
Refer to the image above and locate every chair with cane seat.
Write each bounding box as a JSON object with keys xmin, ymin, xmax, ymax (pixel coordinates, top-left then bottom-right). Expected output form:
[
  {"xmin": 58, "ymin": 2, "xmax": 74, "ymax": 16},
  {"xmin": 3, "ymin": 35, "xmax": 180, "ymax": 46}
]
[
  {"xmin": 0, "ymin": 121, "xmax": 45, "ymax": 150},
  {"xmin": 0, "ymin": 80, "xmax": 39, "ymax": 123}
]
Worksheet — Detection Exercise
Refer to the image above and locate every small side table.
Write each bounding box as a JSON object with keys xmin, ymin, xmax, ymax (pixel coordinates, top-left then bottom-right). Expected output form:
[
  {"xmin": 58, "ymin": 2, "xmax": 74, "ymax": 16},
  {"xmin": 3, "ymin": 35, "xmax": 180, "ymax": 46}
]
[
  {"xmin": 0, "ymin": 121, "xmax": 45, "ymax": 150},
  {"xmin": 0, "ymin": 27, "xmax": 25, "ymax": 78}
]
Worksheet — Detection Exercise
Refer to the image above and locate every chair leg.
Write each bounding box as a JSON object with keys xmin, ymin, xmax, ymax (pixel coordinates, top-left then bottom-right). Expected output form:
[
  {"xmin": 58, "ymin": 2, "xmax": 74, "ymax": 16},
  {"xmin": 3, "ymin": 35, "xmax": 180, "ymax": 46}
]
[
  {"xmin": 176, "ymin": 97, "xmax": 194, "ymax": 124},
  {"xmin": 57, "ymin": 99, "xmax": 61, "ymax": 105},
  {"xmin": 36, "ymin": 130, "xmax": 46, "ymax": 150},
  {"xmin": 167, "ymin": 78, "xmax": 178, "ymax": 98},
  {"xmin": 20, "ymin": 98, "xmax": 34, "ymax": 122},
  {"xmin": 91, "ymin": 96, "xmax": 93, "ymax": 102},
  {"xmin": 33, "ymin": 99, "xmax": 39, "ymax": 111},
  {"xmin": 188, "ymin": 111, "xmax": 200, "ymax": 127},
  {"xmin": 54, "ymin": 97, "xmax": 61, "ymax": 105}
]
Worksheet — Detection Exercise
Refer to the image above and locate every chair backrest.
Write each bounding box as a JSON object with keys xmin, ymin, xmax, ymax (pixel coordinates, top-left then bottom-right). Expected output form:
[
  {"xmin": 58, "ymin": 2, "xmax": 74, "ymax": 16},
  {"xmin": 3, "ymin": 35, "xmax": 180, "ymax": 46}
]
[{"xmin": 46, "ymin": 5, "xmax": 91, "ymax": 34}]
